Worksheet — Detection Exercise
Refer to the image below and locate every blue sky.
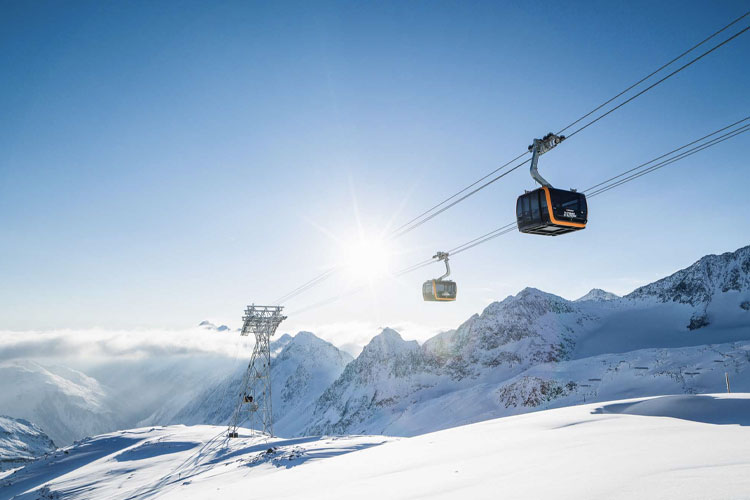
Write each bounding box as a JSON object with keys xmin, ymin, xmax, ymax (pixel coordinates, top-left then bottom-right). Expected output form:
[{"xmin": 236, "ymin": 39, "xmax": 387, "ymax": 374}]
[{"xmin": 1, "ymin": 1, "xmax": 749, "ymax": 345}]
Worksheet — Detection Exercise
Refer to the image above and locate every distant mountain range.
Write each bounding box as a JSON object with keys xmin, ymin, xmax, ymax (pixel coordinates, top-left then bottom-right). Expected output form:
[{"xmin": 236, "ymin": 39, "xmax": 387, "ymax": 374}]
[
  {"xmin": 199, "ymin": 320, "xmax": 233, "ymax": 332},
  {"xmin": 302, "ymin": 245, "xmax": 750, "ymax": 435},
  {"xmin": 1, "ymin": 245, "xmax": 749, "ymax": 450}
]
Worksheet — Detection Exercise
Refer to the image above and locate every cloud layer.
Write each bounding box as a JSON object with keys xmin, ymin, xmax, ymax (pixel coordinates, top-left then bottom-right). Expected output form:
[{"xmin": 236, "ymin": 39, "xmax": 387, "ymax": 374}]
[{"xmin": 0, "ymin": 327, "xmax": 252, "ymax": 366}]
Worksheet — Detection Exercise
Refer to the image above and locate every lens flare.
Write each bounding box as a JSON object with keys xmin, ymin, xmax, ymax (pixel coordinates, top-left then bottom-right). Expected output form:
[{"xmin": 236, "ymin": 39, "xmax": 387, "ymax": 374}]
[{"xmin": 340, "ymin": 235, "xmax": 392, "ymax": 282}]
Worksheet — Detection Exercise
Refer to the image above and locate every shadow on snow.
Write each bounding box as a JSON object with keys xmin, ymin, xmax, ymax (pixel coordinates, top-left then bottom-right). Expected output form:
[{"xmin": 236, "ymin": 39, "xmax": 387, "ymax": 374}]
[{"xmin": 592, "ymin": 395, "xmax": 750, "ymax": 426}]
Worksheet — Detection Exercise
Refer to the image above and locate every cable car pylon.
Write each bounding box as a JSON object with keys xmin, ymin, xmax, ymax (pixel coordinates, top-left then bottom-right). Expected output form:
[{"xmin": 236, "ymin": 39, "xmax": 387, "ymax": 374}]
[
  {"xmin": 422, "ymin": 251, "xmax": 457, "ymax": 301},
  {"xmin": 516, "ymin": 133, "xmax": 588, "ymax": 236},
  {"xmin": 227, "ymin": 305, "xmax": 286, "ymax": 439}
]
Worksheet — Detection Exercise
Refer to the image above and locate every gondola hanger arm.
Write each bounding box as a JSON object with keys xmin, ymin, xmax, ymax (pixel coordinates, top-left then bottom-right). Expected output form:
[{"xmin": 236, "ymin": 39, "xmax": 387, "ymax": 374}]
[{"xmin": 528, "ymin": 133, "xmax": 565, "ymax": 187}]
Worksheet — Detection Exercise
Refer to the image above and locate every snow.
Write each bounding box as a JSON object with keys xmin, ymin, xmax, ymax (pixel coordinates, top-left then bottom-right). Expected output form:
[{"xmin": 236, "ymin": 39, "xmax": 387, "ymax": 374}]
[
  {"xmin": 575, "ymin": 288, "xmax": 620, "ymax": 302},
  {"xmin": 303, "ymin": 245, "xmax": 750, "ymax": 436},
  {"xmin": 161, "ymin": 330, "xmax": 353, "ymax": 437},
  {"xmin": 3, "ymin": 394, "xmax": 749, "ymax": 499},
  {"xmin": 2, "ymin": 245, "xmax": 749, "ymax": 448},
  {"xmin": 0, "ymin": 361, "xmax": 122, "ymax": 447},
  {"xmin": 0, "ymin": 417, "xmax": 55, "ymax": 472}
]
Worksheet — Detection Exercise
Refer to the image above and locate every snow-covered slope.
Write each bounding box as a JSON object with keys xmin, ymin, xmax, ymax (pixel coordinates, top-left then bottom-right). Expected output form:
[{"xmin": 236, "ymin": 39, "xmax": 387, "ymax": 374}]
[
  {"xmin": 164, "ymin": 331, "xmax": 352, "ymax": 436},
  {"xmin": 0, "ymin": 361, "xmax": 124, "ymax": 447},
  {"xmin": 0, "ymin": 331, "xmax": 351, "ymax": 447},
  {"xmin": 3, "ymin": 394, "xmax": 749, "ymax": 500},
  {"xmin": 0, "ymin": 416, "xmax": 56, "ymax": 471}
]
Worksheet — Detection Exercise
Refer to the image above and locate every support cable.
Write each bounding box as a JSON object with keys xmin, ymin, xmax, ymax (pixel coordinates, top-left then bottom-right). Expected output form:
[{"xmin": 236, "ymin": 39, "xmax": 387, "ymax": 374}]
[
  {"xmin": 273, "ymin": 14, "xmax": 750, "ymax": 305},
  {"xmin": 587, "ymin": 124, "xmax": 750, "ymax": 198},
  {"xmin": 583, "ymin": 116, "xmax": 750, "ymax": 193},
  {"xmin": 288, "ymin": 118, "xmax": 749, "ymax": 315},
  {"xmin": 563, "ymin": 24, "xmax": 750, "ymax": 141},
  {"xmin": 556, "ymin": 11, "xmax": 750, "ymax": 135}
]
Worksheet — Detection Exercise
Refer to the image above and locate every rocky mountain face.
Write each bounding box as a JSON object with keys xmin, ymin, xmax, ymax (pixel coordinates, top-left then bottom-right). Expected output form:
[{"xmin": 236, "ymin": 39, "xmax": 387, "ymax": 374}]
[
  {"xmin": 0, "ymin": 416, "xmax": 56, "ymax": 471},
  {"xmin": 304, "ymin": 245, "xmax": 750, "ymax": 436},
  {"xmin": 627, "ymin": 246, "xmax": 750, "ymax": 305},
  {"xmin": 304, "ymin": 289, "xmax": 596, "ymax": 436}
]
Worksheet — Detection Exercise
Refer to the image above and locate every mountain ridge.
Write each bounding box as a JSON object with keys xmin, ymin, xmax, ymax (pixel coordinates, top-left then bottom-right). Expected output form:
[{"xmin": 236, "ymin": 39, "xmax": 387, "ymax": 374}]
[{"xmin": 1, "ymin": 245, "xmax": 748, "ymax": 443}]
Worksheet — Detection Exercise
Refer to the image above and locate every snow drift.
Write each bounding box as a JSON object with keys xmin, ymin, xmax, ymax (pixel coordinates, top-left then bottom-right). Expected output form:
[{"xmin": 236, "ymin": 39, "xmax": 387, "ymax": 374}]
[{"xmin": 2, "ymin": 394, "xmax": 749, "ymax": 500}]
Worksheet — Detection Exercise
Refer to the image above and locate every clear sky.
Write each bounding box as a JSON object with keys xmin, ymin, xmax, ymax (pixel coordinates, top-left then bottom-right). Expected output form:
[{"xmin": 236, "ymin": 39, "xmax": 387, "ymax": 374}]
[{"xmin": 2, "ymin": 1, "xmax": 749, "ymax": 348}]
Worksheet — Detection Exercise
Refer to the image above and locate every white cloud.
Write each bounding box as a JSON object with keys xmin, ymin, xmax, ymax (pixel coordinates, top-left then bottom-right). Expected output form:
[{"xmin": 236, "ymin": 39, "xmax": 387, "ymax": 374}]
[
  {"xmin": 0, "ymin": 327, "xmax": 253, "ymax": 366},
  {"xmin": 0, "ymin": 318, "xmax": 443, "ymax": 369}
]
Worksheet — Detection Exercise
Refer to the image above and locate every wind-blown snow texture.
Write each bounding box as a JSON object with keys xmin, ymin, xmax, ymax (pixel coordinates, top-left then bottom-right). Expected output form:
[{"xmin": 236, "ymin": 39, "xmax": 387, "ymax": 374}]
[
  {"xmin": 2, "ymin": 394, "xmax": 749, "ymax": 500},
  {"xmin": 0, "ymin": 416, "xmax": 55, "ymax": 472},
  {"xmin": 1, "ymin": 245, "xmax": 749, "ymax": 444}
]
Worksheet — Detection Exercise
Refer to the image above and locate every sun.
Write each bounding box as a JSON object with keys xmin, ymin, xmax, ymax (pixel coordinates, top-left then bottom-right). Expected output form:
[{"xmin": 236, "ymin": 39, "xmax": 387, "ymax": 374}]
[{"xmin": 340, "ymin": 234, "xmax": 393, "ymax": 283}]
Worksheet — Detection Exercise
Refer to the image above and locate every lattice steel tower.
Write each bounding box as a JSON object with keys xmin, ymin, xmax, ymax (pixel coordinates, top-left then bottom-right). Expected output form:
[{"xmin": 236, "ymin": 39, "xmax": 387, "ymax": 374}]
[{"xmin": 227, "ymin": 305, "xmax": 286, "ymax": 438}]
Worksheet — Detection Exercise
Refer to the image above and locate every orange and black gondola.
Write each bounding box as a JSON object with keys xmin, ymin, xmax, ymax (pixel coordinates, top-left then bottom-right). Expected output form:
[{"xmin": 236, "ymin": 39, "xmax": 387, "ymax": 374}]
[
  {"xmin": 516, "ymin": 186, "xmax": 587, "ymax": 236},
  {"xmin": 517, "ymin": 132, "xmax": 588, "ymax": 236},
  {"xmin": 422, "ymin": 251, "xmax": 457, "ymax": 301},
  {"xmin": 422, "ymin": 279, "xmax": 457, "ymax": 301}
]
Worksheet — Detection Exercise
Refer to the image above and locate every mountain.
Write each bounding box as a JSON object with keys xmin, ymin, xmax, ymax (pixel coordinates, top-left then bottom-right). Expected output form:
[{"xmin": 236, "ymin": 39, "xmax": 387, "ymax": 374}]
[
  {"xmin": 0, "ymin": 331, "xmax": 351, "ymax": 446},
  {"xmin": 2, "ymin": 245, "xmax": 749, "ymax": 446},
  {"xmin": 305, "ymin": 245, "xmax": 750, "ymax": 436},
  {"xmin": 575, "ymin": 288, "xmax": 619, "ymax": 302},
  {"xmin": 163, "ymin": 331, "xmax": 353, "ymax": 436},
  {"xmin": 0, "ymin": 361, "xmax": 125, "ymax": 447},
  {"xmin": 199, "ymin": 320, "xmax": 231, "ymax": 332},
  {"xmin": 627, "ymin": 246, "xmax": 750, "ymax": 305},
  {"xmin": 0, "ymin": 416, "xmax": 56, "ymax": 471},
  {"xmin": 3, "ymin": 394, "xmax": 749, "ymax": 500}
]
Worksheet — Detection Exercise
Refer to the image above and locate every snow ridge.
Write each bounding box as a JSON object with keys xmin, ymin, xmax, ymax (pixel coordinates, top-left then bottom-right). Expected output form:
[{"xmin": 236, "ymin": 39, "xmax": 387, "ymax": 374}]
[
  {"xmin": 0, "ymin": 415, "xmax": 56, "ymax": 471},
  {"xmin": 627, "ymin": 245, "xmax": 750, "ymax": 305},
  {"xmin": 575, "ymin": 288, "xmax": 619, "ymax": 302}
]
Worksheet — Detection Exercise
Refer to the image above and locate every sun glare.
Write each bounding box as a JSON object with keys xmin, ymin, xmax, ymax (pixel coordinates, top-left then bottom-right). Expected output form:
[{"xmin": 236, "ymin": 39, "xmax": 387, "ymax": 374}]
[{"xmin": 340, "ymin": 235, "xmax": 392, "ymax": 282}]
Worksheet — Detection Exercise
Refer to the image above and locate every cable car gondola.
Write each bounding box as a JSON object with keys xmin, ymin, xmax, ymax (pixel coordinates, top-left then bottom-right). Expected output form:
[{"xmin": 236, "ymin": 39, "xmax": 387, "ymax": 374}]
[
  {"xmin": 516, "ymin": 133, "xmax": 587, "ymax": 236},
  {"xmin": 422, "ymin": 251, "xmax": 457, "ymax": 301}
]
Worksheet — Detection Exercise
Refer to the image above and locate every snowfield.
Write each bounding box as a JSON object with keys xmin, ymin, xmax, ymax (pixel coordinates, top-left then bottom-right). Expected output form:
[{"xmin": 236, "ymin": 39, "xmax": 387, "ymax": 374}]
[{"xmin": 3, "ymin": 394, "xmax": 749, "ymax": 500}]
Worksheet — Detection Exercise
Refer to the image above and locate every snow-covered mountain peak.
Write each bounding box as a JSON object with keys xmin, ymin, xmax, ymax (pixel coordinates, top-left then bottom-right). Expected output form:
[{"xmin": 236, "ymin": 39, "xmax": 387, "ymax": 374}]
[
  {"xmin": 277, "ymin": 331, "xmax": 353, "ymax": 366},
  {"xmin": 270, "ymin": 333, "xmax": 293, "ymax": 355},
  {"xmin": 198, "ymin": 320, "xmax": 230, "ymax": 332},
  {"xmin": 291, "ymin": 331, "xmax": 320, "ymax": 344},
  {"xmin": 484, "ymin": 287, "xmax": 575, "ymax": 321},
  {"xmin": 627, "ymin": 245, "xmax": 750, "ymax": 305},
  {"xmin": 576, "ymin": 288, "xmax": 620, "ymax": 302},
  {"xmin": 361, "ymin": 328, "xmax": 420, "ymax": 358}
]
